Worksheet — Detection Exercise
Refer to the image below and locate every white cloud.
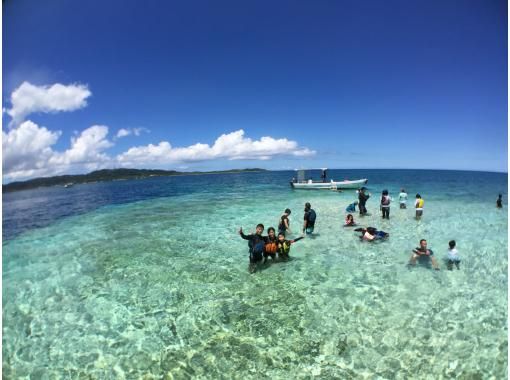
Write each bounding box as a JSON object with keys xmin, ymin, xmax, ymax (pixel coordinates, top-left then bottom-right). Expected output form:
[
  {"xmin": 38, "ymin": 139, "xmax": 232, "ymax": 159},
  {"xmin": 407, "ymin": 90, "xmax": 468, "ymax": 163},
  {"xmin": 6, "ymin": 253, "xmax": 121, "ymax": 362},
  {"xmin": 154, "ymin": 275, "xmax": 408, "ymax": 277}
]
[
  {"xmin": 3, "ymin": 122, "xmax": 113, "ymax": 181},
  {"xmin": 116, "ymin": 129, "xmax": 315, "ymax": 166},
  {"xmin": 49, "ymin": 125, "xmax": 112, "ymax": 167},
  {"xmin": 3, "ymin": 122, "xmax": 314, "ymax": 182},
  {"xmin": 6, "ymin": 81, "xmax": 91, "ymax": 126},
  {"xmin": 115, "ymin": 127, "xmax": 150, "ymax": 139},
  {"xmin": 116, "ymin": 128, "xmax": 131, "ymax": 138},
  {"xmin": 2, "ymin": 120, "xmax": 61, "ymax": 178}
]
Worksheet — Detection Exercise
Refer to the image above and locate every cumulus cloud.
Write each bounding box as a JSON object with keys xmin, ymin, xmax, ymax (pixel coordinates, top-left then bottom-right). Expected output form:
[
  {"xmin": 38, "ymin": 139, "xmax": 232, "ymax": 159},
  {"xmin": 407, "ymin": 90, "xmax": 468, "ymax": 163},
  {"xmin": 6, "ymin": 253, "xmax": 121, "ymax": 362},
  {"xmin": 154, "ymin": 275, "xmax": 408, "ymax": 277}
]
[
  {"xmin": 116, "ymin": 129, "xmax": 315, "ymax": 166},
  {"xmin": 115, "ymin": 127, "xmax": 150, "ymax": 139},
  {"xmin": 49, "ymin": 125, "xmax": 113, "ymax": 167},
  {"xmin": 6, "ymin": 81, "xmax": 91, "ymax": 126},
  {"xmin": 3, "ymin": 123, "xmax": 314, "ymax": 182},
  {"xmin": 3, "ymin": 122, "xmax": 113, "ymax": 180},
  {"xmin": 2, "ymin": 120, "xmax": 61, "ymax": 178}
]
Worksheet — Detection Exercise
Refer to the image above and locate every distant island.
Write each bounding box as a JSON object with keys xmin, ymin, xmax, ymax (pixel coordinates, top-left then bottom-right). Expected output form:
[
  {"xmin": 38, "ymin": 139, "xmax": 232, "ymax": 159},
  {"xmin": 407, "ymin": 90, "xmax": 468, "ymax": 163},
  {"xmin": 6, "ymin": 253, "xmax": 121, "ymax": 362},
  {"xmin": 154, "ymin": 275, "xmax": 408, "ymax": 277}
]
[{"xmin": 2, "ymin": 168, "xmax": 267, "ymax": 193}]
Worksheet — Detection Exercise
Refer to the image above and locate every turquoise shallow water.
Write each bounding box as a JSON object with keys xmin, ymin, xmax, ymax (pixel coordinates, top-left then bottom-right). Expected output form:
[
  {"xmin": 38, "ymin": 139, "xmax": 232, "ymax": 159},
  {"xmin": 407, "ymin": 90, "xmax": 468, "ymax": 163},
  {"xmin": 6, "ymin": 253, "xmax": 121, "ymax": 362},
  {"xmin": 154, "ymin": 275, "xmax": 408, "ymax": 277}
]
[{"xmin": 3, "ymin": 170, "xmax": 508, "ymax": 378}]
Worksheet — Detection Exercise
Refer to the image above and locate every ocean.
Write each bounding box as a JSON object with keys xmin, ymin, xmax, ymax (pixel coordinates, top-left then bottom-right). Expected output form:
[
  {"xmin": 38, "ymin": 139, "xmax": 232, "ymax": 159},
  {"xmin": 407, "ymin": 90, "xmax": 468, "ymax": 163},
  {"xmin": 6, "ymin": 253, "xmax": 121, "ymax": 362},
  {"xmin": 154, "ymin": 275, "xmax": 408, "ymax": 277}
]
[{"xmin": 2, "ymin": 169, "xmax": 508, "ymax": 378}]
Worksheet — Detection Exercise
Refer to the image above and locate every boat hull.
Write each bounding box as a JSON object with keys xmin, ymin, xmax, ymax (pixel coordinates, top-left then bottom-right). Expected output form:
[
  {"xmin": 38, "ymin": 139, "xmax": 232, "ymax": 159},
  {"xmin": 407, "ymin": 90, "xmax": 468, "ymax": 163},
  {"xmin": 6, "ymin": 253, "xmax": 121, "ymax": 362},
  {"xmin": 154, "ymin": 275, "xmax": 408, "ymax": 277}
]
[{"xmin": 291, "ymin": 179, "xmax": 368, "ymax": 190}]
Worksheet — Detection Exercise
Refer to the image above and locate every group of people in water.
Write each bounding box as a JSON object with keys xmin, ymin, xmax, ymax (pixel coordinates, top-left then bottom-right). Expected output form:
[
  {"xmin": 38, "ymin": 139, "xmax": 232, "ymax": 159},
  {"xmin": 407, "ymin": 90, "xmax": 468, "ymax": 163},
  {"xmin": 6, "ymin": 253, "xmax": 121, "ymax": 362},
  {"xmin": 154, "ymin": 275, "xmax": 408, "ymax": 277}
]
[
  {"xmin": 239, "ymin": 187, "xmax": 504, "ymax": 273},
  {"xmin": 346, "ymin": 187, "xmax": 424, "ymax": 220},
  {"xmin": 239, "ymin": 202, "xmax": 316, "ymax": 273}
]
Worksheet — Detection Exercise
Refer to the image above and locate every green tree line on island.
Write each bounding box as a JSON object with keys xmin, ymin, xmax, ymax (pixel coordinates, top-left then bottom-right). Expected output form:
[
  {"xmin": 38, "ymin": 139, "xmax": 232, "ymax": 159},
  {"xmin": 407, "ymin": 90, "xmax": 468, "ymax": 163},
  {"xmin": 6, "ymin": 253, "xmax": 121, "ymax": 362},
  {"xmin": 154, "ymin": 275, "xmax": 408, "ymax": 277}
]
[{"xmin": 3, "ymin": 168, "xmax": 267, "ymax": 193}]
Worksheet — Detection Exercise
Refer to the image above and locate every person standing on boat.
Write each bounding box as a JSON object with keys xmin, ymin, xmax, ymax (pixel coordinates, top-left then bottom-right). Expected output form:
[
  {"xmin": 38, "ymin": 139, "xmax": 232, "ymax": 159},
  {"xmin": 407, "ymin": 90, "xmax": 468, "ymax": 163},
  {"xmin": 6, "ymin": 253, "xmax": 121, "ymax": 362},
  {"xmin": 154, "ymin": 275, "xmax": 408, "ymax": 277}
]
[
  {"xmin": 321, "ymin": 169, "xmax": 327, "ymax": 183},
  {"xmin": 278, "ymin": 208, "xmax": 292, "ymax": 236},
  {"xmin": 380, "ymin": 190, "xmax": 391, "ymax": 219},
  {"xmin": 358, "ymin": 187, "xmax": 370, "ymax": 216},
  {"xmin": 303, "ymin": 202, "xmax": 316, "ymax": 234}
]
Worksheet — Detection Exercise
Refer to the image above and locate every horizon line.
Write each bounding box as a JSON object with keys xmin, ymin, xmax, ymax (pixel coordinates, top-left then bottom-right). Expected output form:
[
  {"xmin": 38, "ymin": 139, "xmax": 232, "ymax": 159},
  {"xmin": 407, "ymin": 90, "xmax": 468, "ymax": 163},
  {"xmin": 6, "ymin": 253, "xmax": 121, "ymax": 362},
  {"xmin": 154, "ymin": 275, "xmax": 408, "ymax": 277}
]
[{"xmin": 3, "ymin": 166, "xmax": 507, "ymax": 186}]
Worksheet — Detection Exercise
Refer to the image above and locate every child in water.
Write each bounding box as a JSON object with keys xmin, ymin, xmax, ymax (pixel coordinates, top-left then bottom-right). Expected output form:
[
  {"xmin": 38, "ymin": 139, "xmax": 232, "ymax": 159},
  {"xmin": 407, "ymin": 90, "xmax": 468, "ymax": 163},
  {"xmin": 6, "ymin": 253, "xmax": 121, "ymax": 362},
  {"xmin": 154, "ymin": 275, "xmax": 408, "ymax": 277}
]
[
  {"xmin": 446, "ymin": 240, "xmax": 460, "ymax": 270},
  {"xmin": 263, "ymin": 227, "xmax": 278, "ymax": 264},
  {"xmin": 239, "ymin": 224, "xmax": 267, "ymax": 273},
  {"xmin": 276, "ymin": 232, "xmax": 304, "ymax": 261},
  {"xmin": 344, "ymin": 214, "xmax": 356, "ymax": 227}
]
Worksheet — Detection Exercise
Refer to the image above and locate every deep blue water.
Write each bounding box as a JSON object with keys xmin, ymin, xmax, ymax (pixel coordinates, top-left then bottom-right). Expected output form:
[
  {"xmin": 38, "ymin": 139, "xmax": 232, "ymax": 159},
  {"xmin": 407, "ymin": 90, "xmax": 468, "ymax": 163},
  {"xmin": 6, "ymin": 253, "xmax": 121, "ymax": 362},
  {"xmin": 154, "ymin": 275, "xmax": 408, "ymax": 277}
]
[{"xmin": 3, "ymin": 169, "xmax": 507, "ymax": 241}]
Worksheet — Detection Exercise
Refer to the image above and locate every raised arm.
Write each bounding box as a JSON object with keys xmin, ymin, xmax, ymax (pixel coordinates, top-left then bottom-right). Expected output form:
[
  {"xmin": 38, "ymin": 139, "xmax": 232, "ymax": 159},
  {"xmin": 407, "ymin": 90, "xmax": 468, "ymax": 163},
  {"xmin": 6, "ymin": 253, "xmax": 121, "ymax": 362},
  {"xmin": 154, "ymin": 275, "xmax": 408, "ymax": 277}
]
[{"xmin": 239, "ymin": 227, "xmax": 251, "ymax": 240}]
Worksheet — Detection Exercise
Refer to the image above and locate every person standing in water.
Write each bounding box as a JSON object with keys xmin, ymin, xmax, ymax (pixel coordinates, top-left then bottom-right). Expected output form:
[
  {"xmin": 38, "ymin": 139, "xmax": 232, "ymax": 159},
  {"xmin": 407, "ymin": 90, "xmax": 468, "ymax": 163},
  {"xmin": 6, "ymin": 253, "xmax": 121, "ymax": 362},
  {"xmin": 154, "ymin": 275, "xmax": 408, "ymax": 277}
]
[
  {"xmin": 399, "ymin": 188, "xmax": 408, "ymax": 209},
  {"xmin": 497, "ymin": 194, "xmax": 503, "ymax": 208},
  {"xmin": 276, "ymin": 233, "xmax": 304, "ymax": 261},
  {"xmin": 303, "ymin": 202, "xmax": 317, "ymax": 235},
  {"xmin": 380, "ymin": 190, "xmax": 391, "ymax": 219},
  {"xmin": 415, "ymin": 194, "xmax": 424, "ymax": 220},
  {"xmin": 239, "ymin": 224, "xmax": 267, "ymax": 273},
  {"xmin": 278, "ymin": 208, "xmax": 292, "ymax": 235},
  {"xmin": 446, "ymin": 240, "xmax": 460, "ymax": 270},
  {"xmin": 263, "ymin": 227, "xmax": 278, "ymax": 264},
  {"xmin": 358, "ymin": 187, "xmax": 370, "ymax": 216}
]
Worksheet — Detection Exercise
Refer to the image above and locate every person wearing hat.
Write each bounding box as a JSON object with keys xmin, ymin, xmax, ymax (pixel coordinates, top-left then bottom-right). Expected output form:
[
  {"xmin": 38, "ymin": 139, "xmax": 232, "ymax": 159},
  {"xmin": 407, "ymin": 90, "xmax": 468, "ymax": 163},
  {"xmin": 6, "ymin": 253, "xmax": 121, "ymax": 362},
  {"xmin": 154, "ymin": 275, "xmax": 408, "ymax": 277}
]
[
  {"xmin": 303, "ymin": 202, "xmax": 317, "ymax": 235},
  {"xmin": 358, "ymin": 187, "xmax": 371, "ymax": 216},
  {"xmin": 278, "ymin": 208, "xmax": 292, "ymax": 235}
]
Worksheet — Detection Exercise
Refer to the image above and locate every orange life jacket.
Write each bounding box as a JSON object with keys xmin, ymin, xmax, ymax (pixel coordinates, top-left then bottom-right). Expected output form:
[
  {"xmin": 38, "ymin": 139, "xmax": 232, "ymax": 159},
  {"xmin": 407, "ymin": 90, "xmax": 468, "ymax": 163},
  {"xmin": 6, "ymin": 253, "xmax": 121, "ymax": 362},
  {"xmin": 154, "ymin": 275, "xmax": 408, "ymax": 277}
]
[{"xmin": 265, "ymin": 241, "xmax": 277, "ymax": 254}]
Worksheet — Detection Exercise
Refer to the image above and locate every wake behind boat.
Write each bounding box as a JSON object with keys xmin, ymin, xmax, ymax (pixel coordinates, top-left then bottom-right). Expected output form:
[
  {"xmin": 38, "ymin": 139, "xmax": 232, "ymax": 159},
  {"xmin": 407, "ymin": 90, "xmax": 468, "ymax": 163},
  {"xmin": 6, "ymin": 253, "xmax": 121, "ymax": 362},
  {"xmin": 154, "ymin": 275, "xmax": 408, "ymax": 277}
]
[{"xmin": 290, "ymin": 169, "xmax": 367, "ymax": 190}]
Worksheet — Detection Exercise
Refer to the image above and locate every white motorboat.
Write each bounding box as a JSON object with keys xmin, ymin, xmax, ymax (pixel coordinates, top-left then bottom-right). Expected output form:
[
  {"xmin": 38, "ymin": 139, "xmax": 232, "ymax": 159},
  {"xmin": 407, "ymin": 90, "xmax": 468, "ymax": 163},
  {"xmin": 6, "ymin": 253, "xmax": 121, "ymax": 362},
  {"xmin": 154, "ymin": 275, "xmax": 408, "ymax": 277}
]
[
  {"xmin": 291, "ymin": 178, "xmax": 368, "ymax": 190},
  {"xmin": 290, "ymin": 169, "xmax": 367, "ymax": 190}
]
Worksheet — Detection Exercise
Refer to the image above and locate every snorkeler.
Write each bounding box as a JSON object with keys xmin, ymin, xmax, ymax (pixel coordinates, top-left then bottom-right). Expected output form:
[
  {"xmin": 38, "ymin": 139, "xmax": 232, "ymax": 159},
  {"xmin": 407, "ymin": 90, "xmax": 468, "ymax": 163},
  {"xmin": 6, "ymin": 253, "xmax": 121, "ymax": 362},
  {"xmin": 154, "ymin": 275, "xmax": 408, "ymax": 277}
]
[
  {"xmin": 239, "ymin": 224, "xmax": 267, "ymax": 273},
  {"xmin": 344, "ymin": 214, "xmax": 357, "ymax": 227},
  {"xmin": 354, "ymin": 227, "xmax": 389, "ymax": 241},
  {"xmin": 276, "ymin": 232, "xmax": 304, "ymax": 261},
  {"xmin": 408, "ymin": 239, "xmax": 439, "ymax": 270}
]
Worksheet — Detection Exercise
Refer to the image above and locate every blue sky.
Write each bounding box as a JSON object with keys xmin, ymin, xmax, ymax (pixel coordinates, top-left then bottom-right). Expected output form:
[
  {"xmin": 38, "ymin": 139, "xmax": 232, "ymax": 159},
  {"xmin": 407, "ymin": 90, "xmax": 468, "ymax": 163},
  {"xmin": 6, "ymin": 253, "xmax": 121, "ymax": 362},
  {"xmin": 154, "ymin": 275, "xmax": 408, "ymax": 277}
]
[{"xmin": 2, "ymin": 0, "xmax": 508, "ymax": 180}]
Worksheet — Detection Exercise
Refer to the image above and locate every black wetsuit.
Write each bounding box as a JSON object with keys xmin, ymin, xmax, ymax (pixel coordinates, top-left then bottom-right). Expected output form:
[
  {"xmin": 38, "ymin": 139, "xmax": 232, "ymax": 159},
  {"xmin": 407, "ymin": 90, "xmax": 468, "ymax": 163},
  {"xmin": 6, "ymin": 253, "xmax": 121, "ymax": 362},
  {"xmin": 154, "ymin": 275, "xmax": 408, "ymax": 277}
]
[
  {"xmin": 358, "ymin": 192, "xmax": 370, "ymax": 215},
  {"xmin": 240, "ymin": 232, "xmax": 267, "ymax": 263},
  {"xmin": 278, "ymin": 215, "xmax": 289, "ymax": 235},
  {"xmin": 304, "ymin": 209, "xmax": 316, "ymax": 232},
  {"xmin": 497, "ymin": 197, "xmax": 503, "ymax": 208}
]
